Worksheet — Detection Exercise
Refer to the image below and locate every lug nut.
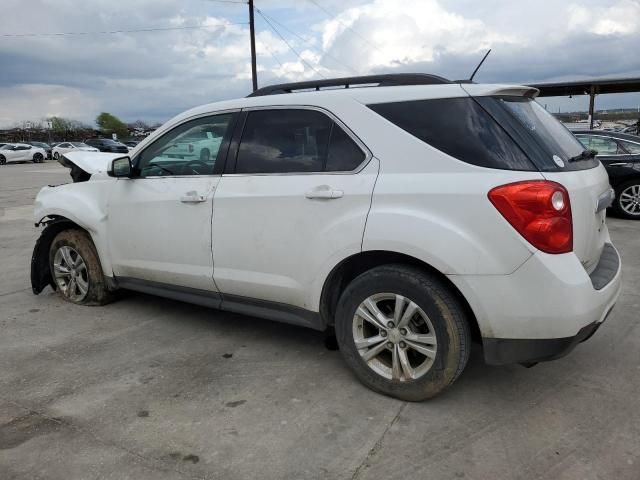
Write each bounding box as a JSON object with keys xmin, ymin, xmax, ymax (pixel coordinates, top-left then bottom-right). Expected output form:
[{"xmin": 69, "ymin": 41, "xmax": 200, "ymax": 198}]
[
  {"xmin": 387, "ymin": 321, "xmax": 395, "ymax": 328},
  {"xmin": 399, "ymin": 341, "xmax": 407, "ymax": 349},
  {"xmin": 380, "ymin": 331, "xmax": 387, "ymax": 338},
  {"xmin": 399, "ymin": 328, "xmax": 407, "ymax": 335}
]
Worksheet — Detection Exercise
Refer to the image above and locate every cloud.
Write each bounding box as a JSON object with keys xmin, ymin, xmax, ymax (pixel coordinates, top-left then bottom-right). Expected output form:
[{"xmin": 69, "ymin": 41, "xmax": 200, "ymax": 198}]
[{"xmin": 0, "ymin": 0, "xmax": 639, "ymax": 127}]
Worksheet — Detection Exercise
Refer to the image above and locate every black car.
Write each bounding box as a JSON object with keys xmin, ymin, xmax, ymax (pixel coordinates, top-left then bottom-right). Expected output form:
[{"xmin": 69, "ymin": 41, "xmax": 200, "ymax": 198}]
[
  {"xmin": 84, "ymin": 138, "xmax": 129, "ymax": 154},
  {"xmin": 573, "ymin": 130, "xmax": 640, "ymax": 219},
  {"xmin": 27, "ymin": 141, "xmax": 52, "ymax": 159}
]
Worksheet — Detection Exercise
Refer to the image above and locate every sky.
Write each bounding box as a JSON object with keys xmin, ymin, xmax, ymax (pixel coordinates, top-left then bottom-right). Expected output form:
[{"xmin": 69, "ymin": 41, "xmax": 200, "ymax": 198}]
[{"xmin": 1, "ymin": 0, "xmax": 639, "ymax": 128}]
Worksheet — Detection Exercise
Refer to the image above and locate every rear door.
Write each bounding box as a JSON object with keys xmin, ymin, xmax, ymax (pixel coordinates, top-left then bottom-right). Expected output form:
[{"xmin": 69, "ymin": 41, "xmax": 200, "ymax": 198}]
[{"xmin": 212, "ymin": 107, "xmax": 378, "ymax": 309}]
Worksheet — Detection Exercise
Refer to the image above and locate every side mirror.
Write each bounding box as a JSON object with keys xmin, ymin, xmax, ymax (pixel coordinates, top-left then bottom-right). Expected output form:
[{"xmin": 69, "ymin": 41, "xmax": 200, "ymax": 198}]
[{"xmin": 108, "ymin": 156, "xmax": 133, "ymax": 178}]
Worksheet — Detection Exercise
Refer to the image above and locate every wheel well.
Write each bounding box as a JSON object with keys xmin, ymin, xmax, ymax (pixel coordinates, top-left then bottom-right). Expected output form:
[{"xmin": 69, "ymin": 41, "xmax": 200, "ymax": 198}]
[
  {"xmin": 31, "ymin": 216, "xmax": 88, "ymax": 294},
  {"xmin": 319, "ymin": 251, "xmax": 482, "ymax": 342}
]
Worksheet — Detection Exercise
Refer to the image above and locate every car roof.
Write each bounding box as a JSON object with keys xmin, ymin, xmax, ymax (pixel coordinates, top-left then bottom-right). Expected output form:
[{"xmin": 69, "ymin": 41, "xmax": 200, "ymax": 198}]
[{"xmin": 146, "ymin": 82, "xmax": 535, "ymax": 144}]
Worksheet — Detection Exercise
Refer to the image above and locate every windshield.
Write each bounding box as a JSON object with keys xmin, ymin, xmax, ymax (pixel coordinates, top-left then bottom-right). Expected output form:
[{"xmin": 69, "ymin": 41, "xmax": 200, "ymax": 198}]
[{"xmin": 71, "ymin": 142, "xmax": 89, "ymax": 148}]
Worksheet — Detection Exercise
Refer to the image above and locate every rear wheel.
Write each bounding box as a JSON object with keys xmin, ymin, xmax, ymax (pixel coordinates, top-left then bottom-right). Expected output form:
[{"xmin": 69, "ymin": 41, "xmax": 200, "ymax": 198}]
[
  {"xmin": 614, "ymin": 180, "xmax": 640, "ymax": 220},
  {"xmin": 33, "ymin": 153, "xmax": 43, "ymax": 163},
  {"xmin": 54, "ymin": 152, "xmax": 60, "ymax": 160},
  {"xmin": 335, "ymin": 264, "xmax": 470, "ymax": 401},
  {"xmin": 49, "ymin": 229, "xmax": 113, "ymax": 305}
]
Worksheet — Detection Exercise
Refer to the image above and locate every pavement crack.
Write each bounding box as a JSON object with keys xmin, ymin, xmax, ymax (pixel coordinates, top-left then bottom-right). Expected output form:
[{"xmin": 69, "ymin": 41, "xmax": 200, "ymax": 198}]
[{"xmin": 351, "ymin": 401, "xmax": 408, "ymax": 480}]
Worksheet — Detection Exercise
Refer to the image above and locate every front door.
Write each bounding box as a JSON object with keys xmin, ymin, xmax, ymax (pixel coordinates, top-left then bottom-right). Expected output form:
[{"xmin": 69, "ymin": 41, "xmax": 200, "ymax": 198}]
[{"xmin": 107, "ymin": 111, "xmax": 237, "ymax": 291}]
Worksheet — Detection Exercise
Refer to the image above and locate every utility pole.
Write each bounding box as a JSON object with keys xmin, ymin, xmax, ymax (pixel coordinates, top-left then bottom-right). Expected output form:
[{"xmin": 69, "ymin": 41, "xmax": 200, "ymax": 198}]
[{"xmin": 248, "ymin": 0, "xmax": 258, "ymax": 91}]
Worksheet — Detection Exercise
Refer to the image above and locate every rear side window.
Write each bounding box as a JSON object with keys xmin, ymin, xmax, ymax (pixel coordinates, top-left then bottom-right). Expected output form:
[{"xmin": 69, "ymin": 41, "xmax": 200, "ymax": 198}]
[
  {"xmin": 235, "ymin": 109, "xmax": 366, "ymax": 174},
  {"xmin": 368, "ymin": 98, "xmax": 535, "ymax": 171}
]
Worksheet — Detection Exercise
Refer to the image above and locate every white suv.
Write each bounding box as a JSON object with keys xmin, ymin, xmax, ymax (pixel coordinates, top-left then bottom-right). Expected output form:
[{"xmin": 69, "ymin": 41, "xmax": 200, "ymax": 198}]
[{"xmin": 31, "ymin": 74, "xmax": 622, "ymax": 400}]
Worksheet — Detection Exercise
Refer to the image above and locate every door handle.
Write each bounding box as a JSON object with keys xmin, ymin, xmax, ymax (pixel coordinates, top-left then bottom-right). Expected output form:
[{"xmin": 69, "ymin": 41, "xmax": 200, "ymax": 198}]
[
  {"xmin": 180, "ymin": 191, "xmax": 207, "ymax": 203},
  {"xmin": 305, "ymin": 186, "xmax": 344, "ymax": 199}
]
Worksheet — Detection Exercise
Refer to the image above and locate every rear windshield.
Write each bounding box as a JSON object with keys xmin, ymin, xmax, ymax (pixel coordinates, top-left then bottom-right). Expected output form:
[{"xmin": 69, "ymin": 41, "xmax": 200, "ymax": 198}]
[{"xmin": 368, "ymin": 96, "xmax": 598, "ymax": 172}]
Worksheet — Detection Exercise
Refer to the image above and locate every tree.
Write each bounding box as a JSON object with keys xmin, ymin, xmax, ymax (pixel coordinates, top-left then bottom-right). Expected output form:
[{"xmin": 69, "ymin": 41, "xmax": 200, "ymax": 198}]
[{"xmin": 96, "ymin": 112, "xmax": 128, "ymax": 139}]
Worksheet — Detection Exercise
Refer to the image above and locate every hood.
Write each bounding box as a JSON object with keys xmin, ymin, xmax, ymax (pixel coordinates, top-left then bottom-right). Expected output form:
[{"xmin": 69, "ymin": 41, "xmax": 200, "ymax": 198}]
[{"xmin": 61, "ymin": 151, "xmax": 124, "ymax": 175}]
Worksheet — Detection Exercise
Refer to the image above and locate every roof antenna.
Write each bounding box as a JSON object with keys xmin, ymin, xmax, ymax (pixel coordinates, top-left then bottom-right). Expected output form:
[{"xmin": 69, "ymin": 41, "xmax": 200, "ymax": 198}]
[{"xmin": 469, "ymin": 49, "xmax": 491, "ymax": 82}]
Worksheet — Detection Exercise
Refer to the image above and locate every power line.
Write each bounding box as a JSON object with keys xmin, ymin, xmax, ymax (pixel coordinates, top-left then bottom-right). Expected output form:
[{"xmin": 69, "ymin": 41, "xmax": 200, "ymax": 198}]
[
  {"xmin": 255, "ymin": 7, "xmax": 358, "ymax": 75},
  {"xmin": 256, "ymin": 10, "xmax": 326, "ymax": 79},
  {"xmin": 0, "ymin": 22, "xmax": 248, "ymax": 38},
  {"xmin": 305, "ymin": 0, "xmax": 382, "ymax": 54}
]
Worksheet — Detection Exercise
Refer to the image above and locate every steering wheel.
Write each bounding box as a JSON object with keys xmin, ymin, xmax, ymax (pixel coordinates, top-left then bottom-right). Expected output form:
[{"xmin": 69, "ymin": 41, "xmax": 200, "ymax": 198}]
[{"xmin": 180, "ymin": 160, "xmax": 210, "ymax": 175}]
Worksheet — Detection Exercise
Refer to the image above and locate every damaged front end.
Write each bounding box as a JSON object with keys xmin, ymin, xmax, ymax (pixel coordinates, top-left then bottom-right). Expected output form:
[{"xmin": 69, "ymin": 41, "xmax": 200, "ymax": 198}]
[{"xmin": 31, "ymin": 151, "xmax": 118, "ymax": 294}]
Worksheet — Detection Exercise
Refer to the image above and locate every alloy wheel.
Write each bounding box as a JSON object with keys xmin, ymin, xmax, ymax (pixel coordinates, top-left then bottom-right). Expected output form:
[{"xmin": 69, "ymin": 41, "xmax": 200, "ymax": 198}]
[
  {"xmin": 619, "ymin": 184, "xmax": 640, "ymax": 216},
  {"xmin": 53, "ymin": 246, "xmax": 89, "ymax": 302},
  {"xmin": 352, "ymin": 293, "xmax": 437, "ymax": 382}
]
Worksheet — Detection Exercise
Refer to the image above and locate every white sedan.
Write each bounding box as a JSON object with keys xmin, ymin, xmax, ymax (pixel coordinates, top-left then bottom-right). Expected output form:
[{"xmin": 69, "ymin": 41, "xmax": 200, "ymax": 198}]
[
  {"xmin": 53, "ymin": 142, "xmax": 99, "ymax": 161},
  {"xmin": 0, "ymin": 143, "xmax": 47, "ymax": 164}
]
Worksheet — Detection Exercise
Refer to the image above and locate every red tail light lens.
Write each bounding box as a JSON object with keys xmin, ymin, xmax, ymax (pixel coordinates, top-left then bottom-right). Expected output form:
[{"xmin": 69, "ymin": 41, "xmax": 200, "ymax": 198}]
[{"xmin": 488, "ymin": 180, "xmax": 573, "ymax": 254}]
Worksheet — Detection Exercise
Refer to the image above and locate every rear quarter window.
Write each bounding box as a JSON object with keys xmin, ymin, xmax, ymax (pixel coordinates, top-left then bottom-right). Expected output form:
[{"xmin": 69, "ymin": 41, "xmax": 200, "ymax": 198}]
[{"xmin": 368, "ymin": 97, "xmax": 535, "ymax": 171}]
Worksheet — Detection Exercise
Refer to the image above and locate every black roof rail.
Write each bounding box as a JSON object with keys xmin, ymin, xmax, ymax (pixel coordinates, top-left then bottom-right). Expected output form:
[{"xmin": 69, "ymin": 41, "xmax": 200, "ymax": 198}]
[{"xmin": 247, "ymin": 73, "xmax": 451, "ymax": 97}]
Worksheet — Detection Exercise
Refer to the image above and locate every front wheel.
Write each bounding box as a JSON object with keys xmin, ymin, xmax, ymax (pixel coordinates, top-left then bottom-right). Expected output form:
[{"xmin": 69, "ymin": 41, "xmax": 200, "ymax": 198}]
[
  {"xmin": 33, "ymin": 153, "xmax": 43, "ymax": 163},
  {"xmin": 335, "ymin": 265, "xmax": 470, "ymax": 401},
  {"xmin": 53, "ymin": 152, "xmax": 60, "ymax": 160},
  {"xmin": 614, "ymin": 181, "xmax": 640, "ymax": 219},
  {"xmin": 0, "ymin": 155, "xmax": 5, "ymax": 165},
  {"xmin": 49, "ymin": 229, "xmax": 113, "ymax": 305}
]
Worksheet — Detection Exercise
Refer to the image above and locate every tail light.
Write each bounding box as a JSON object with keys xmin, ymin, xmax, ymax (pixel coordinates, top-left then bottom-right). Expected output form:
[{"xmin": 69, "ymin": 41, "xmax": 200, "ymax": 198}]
[
  {"xmin": 488, "ymin": 180, "xmax": 572, "ymax": 254},
  {"xmin": 188, "ymin": 144, "xmax": 194, "ymax": 153}
]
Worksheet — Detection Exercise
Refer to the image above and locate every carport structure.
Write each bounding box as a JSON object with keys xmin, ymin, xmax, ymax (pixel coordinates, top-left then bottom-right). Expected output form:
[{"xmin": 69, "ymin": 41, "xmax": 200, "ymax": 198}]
[{"xmin": 530, "ymin": 77, "xmax": 640, "ymax": 129}]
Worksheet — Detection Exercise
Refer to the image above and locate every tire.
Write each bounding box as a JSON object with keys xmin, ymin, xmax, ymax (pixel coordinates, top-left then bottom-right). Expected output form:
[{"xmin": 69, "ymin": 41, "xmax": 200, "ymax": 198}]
[
  {"xmin": 0, "ymin": 155, "xmax": 5, "ymax": 165},
  {"xmin": 335, "ymin": 264, "xmax": 470, "ymax": 401},
  {"xmin": 49, "ymin": 229, "xmax": 113, "ymax": 306},
  {"xmin": 613, "ymin": 180, "xmax": 640, "ymax": 220},
  {"xmin": 54, "ymin": 152, "xmax": 59, "ymax": 160},
  {"xmin": 33, "ymin": 153, "xmax": 43, "ymax": 163},
  {"xmin": 199, "ymin": 148, "xmax": 210, "ymax": 161}
]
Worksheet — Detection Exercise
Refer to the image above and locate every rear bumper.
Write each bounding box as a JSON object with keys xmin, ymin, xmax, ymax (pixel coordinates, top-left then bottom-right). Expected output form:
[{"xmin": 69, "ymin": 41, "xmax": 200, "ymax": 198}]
[
  {"xmin": 483, "ymin": 316, "xmax": 609, "ymax": 365},
  {"xmin": 448, "ymin": 242, "xmax": 622, "ymax": 365}
]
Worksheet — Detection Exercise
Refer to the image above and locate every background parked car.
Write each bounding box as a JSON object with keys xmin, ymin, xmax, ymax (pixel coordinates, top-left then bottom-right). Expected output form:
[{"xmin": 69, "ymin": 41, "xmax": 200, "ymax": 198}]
[
  {"xmin": 0, "ymin": 143, "xmax": 46, "ymax": 165},
  {"xmin": 27, "ymin": 141, "xmax": 53, "ymax": 159},
  {"xmin": 574, "ymin": 130, "xmax": 640, "ymax": 219},
  {"xmin": 84, "ymin": 138, "xmax": 129, "ymax": 154},
  {"xmin": 53, "ymin": 142, "xmax": 99, "ymax": 162},
  {"xmin": 123, "ymin": 140, "xmax": 139, "ymax": 151}
]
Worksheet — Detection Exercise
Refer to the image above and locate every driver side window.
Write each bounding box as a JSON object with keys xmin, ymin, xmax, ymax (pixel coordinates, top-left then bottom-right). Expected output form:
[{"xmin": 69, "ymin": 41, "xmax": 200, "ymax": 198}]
[{"xmin": 136, "ymin": 113, "xmax": 234, "ymax": 178}]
